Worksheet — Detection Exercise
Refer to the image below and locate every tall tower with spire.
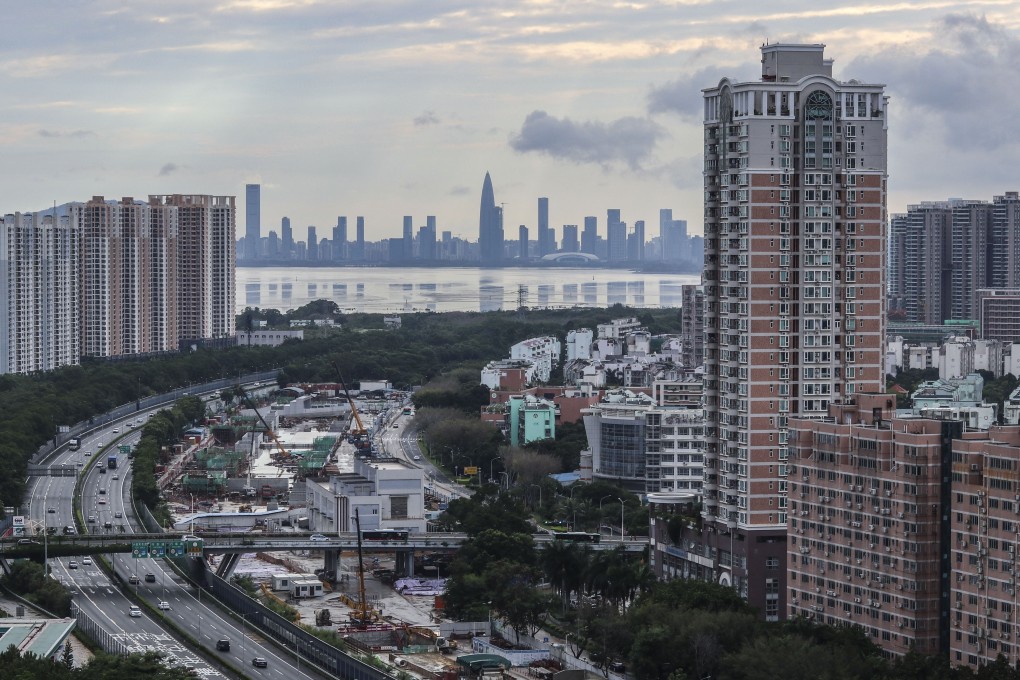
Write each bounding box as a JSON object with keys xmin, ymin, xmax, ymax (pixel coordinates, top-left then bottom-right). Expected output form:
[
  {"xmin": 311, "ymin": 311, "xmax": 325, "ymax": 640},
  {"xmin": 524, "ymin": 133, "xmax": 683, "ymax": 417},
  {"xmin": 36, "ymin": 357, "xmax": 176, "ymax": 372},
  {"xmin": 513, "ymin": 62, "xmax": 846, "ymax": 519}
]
[{"xmin": 478, "ymin": 172, "xmax": 503, "ymax": 264}]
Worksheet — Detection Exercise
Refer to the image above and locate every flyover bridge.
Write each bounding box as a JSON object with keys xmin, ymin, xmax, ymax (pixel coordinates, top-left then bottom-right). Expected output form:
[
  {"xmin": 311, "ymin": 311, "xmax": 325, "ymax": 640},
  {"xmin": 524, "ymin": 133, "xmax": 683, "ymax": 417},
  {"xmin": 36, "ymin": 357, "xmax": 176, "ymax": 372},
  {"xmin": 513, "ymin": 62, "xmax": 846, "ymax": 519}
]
[{"xmin": 1, "ymin": 531, "xmax": 648, "ymax": 577}]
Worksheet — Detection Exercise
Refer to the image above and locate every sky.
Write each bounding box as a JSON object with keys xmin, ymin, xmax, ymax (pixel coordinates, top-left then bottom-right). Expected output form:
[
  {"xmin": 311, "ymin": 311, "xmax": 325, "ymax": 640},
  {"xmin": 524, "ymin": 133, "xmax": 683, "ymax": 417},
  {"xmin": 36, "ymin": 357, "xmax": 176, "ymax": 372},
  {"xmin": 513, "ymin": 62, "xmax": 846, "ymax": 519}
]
[{"xmin": 3, "ymin": 1, "xmax": 1020, "ymax": 242}]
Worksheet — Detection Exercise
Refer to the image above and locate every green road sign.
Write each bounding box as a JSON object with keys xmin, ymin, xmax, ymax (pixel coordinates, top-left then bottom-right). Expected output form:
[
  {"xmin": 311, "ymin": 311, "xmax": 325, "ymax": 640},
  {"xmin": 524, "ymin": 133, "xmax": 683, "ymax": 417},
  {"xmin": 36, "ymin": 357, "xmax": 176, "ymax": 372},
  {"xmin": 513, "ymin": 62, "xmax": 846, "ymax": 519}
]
[
  {"xmin": 185, "ymin": 538, "xmax": 203, "ymax": 556},
  {"xmin": 119, "ymin": 445, "xmax": 131, "ymax": 454},
  {"xmin": 151, "ymin": 543, "xmax": 166, "ymax": 558},
  {"xmin": 166, "ymin": 541, "xmax": 184, "ymax": 557},
  {"xmin": 131, "ymin": 542, "xmax": 149, "ymax": 558}
]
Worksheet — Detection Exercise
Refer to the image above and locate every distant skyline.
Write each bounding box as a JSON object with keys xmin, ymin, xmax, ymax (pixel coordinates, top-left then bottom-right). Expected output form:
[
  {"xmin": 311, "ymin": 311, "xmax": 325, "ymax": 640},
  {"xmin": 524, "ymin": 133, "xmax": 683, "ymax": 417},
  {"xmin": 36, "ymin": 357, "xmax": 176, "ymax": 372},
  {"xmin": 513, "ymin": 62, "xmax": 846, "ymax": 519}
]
[{"xmin": 2, "ymin": 2, "xmax": 1018, "ymax": 239}]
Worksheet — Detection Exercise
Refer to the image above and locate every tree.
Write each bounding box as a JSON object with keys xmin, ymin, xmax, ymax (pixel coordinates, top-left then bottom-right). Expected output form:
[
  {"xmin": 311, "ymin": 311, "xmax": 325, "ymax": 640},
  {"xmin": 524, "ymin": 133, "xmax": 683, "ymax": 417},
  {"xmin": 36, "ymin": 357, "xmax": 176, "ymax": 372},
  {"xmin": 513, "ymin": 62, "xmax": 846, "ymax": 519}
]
[{"xmin": 61, "ymin": 640, "xmax": 74, "ymax": 670}]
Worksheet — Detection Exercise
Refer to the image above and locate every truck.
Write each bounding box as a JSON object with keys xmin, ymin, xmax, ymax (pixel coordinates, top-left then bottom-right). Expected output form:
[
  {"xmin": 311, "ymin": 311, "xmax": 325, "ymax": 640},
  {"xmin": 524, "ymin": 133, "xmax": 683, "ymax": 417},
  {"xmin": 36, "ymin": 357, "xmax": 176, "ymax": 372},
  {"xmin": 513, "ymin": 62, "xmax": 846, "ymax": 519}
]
[
  {"xmin": 68, "ymin": 437, "xmax": 81, "ymax": 451},
  {"xmin": 107, "ymin": 454, "xmax": 118, "ymax": 470}
]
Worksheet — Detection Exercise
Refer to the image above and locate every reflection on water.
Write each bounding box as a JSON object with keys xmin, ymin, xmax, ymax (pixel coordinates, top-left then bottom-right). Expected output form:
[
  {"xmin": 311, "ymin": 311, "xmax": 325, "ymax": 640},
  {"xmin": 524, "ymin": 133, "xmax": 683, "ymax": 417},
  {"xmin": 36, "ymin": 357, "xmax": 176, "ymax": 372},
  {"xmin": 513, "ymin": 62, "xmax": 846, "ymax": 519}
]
[{"xmin": 236, "ymin": 266, "xmax": 699, "ymax": 314}]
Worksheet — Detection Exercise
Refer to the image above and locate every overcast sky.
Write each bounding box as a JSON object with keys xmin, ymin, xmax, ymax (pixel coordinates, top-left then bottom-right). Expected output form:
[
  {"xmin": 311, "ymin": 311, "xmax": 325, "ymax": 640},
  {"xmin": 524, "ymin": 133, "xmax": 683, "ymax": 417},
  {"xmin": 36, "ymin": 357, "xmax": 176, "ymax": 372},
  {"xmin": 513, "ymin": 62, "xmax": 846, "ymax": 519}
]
[{"xmin": 3, "ymin": 1, "xmax": 1019, "ymax": 242}]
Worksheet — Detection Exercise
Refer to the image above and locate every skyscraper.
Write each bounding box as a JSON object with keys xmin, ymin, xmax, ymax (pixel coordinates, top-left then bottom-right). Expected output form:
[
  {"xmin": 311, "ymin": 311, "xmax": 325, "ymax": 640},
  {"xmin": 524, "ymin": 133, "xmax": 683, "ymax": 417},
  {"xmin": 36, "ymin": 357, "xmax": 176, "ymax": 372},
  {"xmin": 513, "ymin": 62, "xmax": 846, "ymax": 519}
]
[
  {"xmin": 307, "ymin": 226, "xmax": 318, "ymax": 260},
  {"xmin": 519, "ymin": 225, "xmax": 529, "ymax": 259},
  {"xmin": 691, "ymin": 43, "xmax": 889, "ymax": 618},
  {"xmin": 562, "ymin": 225, "xmax": 579, "ymax": 253},
  {"xmin": 356, "ymin": 216, "xmax": 365, "ymax": 260},
  {"xmin": 478, "ymin": 172, "xmax": 503, "ymax": 263},
  {"xmin": 418, "ymin": 218, "xmax": 437, "ymax": 260},
  {"xmin": 403, "ymin": 216, "xmax": 414, "ymax": 261},
  {"xmin": 334, "ymin": 216, "xmax": 348, "ymax": 261},
  {"xmin": 281, "ymin": 217, "xmax": 293, "ymax": 257},
  {"xmin": 244, "ymin": 183, "xmax": 260, "ymax": 261},
  {"xmin": 582, "ymin": 216, "xmax": 598, "ymax": 255},
  {"xmin": 537, "ymin": 197, "xmax": 554, "ymax": 256},
  {"xmin": 629, "ymin": 220, "xmax": 645, "ymax": 261},
  {"xmin": 606, "ymin": 209, "xmax": 626, "ymax": 262}
]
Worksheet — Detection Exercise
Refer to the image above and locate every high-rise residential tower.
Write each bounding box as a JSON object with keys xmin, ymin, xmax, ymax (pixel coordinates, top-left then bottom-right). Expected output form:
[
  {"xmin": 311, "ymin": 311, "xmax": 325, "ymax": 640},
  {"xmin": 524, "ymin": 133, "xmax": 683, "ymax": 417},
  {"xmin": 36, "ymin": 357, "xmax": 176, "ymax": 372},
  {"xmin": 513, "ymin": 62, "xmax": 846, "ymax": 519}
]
[
  {"xmin": 690, "ymin": 43, "xmax": 889, "ymax": 618},
  {"xmin": 478, "ymin": 172, "xmax": 504, "ymax": 263},
  {"xmin": 244, "ymin": 183, "xmax": 260, "ymax": 261},
  {"xmin": 0, "ymin": 210, "xmax": 80, "ymax": 373}
]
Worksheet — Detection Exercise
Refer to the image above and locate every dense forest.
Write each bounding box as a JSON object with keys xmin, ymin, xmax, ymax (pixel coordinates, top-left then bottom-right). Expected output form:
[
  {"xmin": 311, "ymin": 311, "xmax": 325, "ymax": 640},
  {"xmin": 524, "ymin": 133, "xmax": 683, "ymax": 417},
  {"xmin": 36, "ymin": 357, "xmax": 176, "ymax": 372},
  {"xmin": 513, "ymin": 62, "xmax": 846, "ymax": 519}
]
[{"xmin": 0, "ymin": 303, "xmax": 680, "ymax": 517}]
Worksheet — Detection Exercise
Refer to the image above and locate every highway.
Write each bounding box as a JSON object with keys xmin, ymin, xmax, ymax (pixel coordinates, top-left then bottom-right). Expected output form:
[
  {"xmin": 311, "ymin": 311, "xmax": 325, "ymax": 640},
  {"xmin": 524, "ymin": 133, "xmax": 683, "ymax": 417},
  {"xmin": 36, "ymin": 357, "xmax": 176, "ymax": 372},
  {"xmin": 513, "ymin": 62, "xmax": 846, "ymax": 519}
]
[
  {"xmin": 23, "ymin": 407, "xmax": 326, "ymax": 680},
  {"xmin": 376, "ymin": 410, "xmax": 470, "ymax": 503}
]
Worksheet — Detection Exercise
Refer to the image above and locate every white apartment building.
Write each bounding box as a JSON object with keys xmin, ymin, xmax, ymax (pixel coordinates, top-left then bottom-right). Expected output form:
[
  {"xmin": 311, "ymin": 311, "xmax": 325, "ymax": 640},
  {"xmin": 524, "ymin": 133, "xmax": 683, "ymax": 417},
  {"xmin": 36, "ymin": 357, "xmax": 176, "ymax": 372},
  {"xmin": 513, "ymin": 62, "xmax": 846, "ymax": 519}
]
[
  {"xmin": 695, "ymin": 43, "xmax": 888, "ymax": 617},
  {"xmin": 566, "ymin": 328, "xmax": 593, "ymax": 361},
  {"xmin": 0, "ymin": 211, "xmax": 80, "ymax": 374},
  {"xmin": 581, "ymin": 387, "xmax": 705, "ymax": 496},
  {"xmin": 509, "ymin": 336, "xmax": 561, "ymax": 384},
  {"xmin": 939, "ymin": 336, "xmax": 975, "ymax": 379}
]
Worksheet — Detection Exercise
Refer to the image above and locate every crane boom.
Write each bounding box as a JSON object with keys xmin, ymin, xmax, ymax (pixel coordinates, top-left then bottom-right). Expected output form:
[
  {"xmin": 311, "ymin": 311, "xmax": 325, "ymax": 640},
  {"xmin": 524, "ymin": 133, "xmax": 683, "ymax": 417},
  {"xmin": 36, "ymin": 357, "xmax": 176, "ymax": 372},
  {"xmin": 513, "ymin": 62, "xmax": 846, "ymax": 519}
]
[
  {"xmin": 238, "ymin": 386, "xmax": 291, "ymax": 460},
  {"xmin": 333, "ymin": 362, "xmax": 367, "ymax": 436}
]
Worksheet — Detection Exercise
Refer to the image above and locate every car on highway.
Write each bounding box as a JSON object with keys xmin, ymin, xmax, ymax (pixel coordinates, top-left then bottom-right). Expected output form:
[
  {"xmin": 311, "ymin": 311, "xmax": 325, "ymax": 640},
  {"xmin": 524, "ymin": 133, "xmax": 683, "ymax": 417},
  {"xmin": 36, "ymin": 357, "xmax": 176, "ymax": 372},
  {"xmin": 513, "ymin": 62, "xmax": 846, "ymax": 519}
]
[
  {"xmin": 129, "ymin": 606, "xmax": 142, "ymax": 618},
  {"xmin": 98, "ymin": 499, "xmax": 107, "ymax": 505},
  {"xmin": 215, "ymin": 639, "xmax": 230, "ymax": 652},
  {"xmin": 157, "ymin": 601, "xmax": 171, "ymax": 610},
  {"xmin": 96, "ymin": 442, "xmax": 103, "ymax": 448},
  {"xmin": 112, "ymin": 429, "xmax": 119, "ymax": 434},
  {"xmin": 129, "ymin": 575, "xmax": 140, "ymax": 585},
  {"xmin": 99, "ymin": 488, "xmax": 106, "ymax": 494},
  {"xmin": 112, "ymin": 474, "xmax": 119, "ymax": 480},
  {"xmin": 309, "ymin": 534, "xmax": 329, "ymax": 542},
  {"xmin": 68, "ymin": 561, "xmax": 78, "ymax": 569},
  {"xmin": 251, "ymin": 658, "xmax": 268, "ymax": 668},
  {"xmin": 115, "ymin": 511, "xmax": 123, "ymax": 518},
  {"xmin": 84, "ymin": 451, "xmax": 92, "ymax": 457},
  {"xmin": 17, "ymin": 538, "xmax": 36, "ymax": 545},
  {"xmin": 87, "ymin": 515, "xmax": 96, "ymax": 523},
  {"xmin": 413, "ymin": 455, "xmax": 421, "ymax": 461},
  {"xmin": 82, "ymin": 556, "xmax": 92, "ymax": 565},
  {"xmin": 47, "ymin": 507, "xmax": 55, "ymax": 513},
  {"xmin": 145, "ymin": 573, "xmax": 156, "ymax": 582},
  {"xmin": 103, "ymin": 521, "xmax": 113, "ymax": 529},
  {"xmin": 63, "ymin": 526, "xmax": 75, "ymax": 534}
]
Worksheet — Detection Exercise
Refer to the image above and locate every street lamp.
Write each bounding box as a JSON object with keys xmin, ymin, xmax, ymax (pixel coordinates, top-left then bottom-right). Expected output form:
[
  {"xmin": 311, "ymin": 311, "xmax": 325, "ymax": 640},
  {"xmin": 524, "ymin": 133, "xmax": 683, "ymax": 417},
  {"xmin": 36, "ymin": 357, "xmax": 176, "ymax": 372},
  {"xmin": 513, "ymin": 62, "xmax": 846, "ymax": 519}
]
[
  {"xmin": 529, "ymin": 484, "xmax": 543, "ymax": 509},
  {"xmin": 498, "ymin": 471, "xmax": 509, "ymax": 491},
  {"xmin": 489, "ymin": 458, "xmax": 500, "ymax": 484}
]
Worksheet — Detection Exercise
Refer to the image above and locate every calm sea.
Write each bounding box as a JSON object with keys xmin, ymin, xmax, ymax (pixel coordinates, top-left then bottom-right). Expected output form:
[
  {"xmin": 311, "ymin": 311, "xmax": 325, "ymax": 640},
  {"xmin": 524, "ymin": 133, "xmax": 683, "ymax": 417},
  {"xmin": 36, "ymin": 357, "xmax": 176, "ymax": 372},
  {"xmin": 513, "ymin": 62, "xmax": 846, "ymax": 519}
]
[{"xmin": 236, "ymin": 266, "xmax": 700, "ymax": 315}]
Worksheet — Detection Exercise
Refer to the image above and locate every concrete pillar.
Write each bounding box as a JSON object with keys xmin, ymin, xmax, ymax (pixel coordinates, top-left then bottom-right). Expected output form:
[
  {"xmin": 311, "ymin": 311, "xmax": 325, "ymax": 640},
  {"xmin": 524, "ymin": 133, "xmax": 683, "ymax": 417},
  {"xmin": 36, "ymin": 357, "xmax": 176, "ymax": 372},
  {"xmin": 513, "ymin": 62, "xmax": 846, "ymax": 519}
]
[{"xmin": 324, "ymin": 548, "xmax": 339, "ymax": 580}]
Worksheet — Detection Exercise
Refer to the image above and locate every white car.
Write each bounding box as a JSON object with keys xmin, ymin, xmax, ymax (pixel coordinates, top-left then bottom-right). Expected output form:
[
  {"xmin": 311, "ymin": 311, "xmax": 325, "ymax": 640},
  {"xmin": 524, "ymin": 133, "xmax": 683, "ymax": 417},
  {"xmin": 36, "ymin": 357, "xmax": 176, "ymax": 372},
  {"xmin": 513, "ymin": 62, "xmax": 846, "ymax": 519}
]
[
  {"xmin": 129, "ymin": 606, "xmax": 142, "ymax": 618},
  {"xmin": 309, "ymin": 534, "xmax": 329, "ymax": 542},
  {"xmin": 158, "ymin": 601, "xmax": 171, "ymax": 610},
  {"xmin": 82, "ymin": 556, "xmax": 93, "ymax": 565},
  {"xmin": 413, "ymin": 455, "xmax": 421, "ymax": 461}
]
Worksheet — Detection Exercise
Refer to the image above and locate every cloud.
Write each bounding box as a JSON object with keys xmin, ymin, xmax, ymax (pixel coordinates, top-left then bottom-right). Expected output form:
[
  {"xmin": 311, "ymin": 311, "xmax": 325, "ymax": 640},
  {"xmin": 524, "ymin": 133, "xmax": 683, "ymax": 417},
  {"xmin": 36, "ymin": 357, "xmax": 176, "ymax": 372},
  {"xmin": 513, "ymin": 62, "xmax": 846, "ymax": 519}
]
[
  {"xmin": 647, "ymin": 67, "xmax": 721, "ymax": 118},
  {"xmin": 37, "ymin": 129, "xmax": 95, "ymax": 138},
  {"xmin": 847, "ymin": 12, "xmax": 1020, "ymax": 151},
  {"xmin": 158, "ymin": 162, "xmax": 179, "ymax": 176},
  {"xmin": 414, "ymin": 110, "xmax": 440, "ymax": 126},
  {"xmin": 448, "ymin": 185, "xmax": 470, "ymax": 196},
  {"xmin": 509, "ymin": 110, "xmax": 664, "ymax": 169}
]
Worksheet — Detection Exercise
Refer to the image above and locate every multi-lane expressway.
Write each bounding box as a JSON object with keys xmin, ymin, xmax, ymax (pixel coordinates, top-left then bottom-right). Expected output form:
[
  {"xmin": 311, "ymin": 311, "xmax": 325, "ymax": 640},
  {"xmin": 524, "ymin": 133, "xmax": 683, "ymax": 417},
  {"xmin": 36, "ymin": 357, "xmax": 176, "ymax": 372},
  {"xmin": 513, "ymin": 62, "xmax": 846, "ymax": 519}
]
[{"xmin": 21, "ymin": 410, "xmax": 325, "ymax": 680}]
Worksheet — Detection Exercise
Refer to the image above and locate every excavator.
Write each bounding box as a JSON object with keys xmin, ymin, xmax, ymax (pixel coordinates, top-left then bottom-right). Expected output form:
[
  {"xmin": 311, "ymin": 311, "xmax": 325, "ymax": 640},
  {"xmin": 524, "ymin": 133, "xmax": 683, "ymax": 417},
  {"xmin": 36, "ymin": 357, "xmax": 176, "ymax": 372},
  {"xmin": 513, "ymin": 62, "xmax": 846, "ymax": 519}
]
[{"xmin": 332, "ymin": 362, "xmax": 372, "ymax": 455}]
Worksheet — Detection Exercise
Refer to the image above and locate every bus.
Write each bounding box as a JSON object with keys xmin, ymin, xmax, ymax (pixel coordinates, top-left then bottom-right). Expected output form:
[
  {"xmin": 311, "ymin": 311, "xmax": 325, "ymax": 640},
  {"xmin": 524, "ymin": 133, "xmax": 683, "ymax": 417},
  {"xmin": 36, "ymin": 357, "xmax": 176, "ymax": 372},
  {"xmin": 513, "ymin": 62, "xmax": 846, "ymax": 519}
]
[
  {"xmin": 361, "ymin": 529, "xmax": 409, "ymax": 542},
  {"xmin": 553, "ymin": 532, "xmax": 601, "ymax": 543}
]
